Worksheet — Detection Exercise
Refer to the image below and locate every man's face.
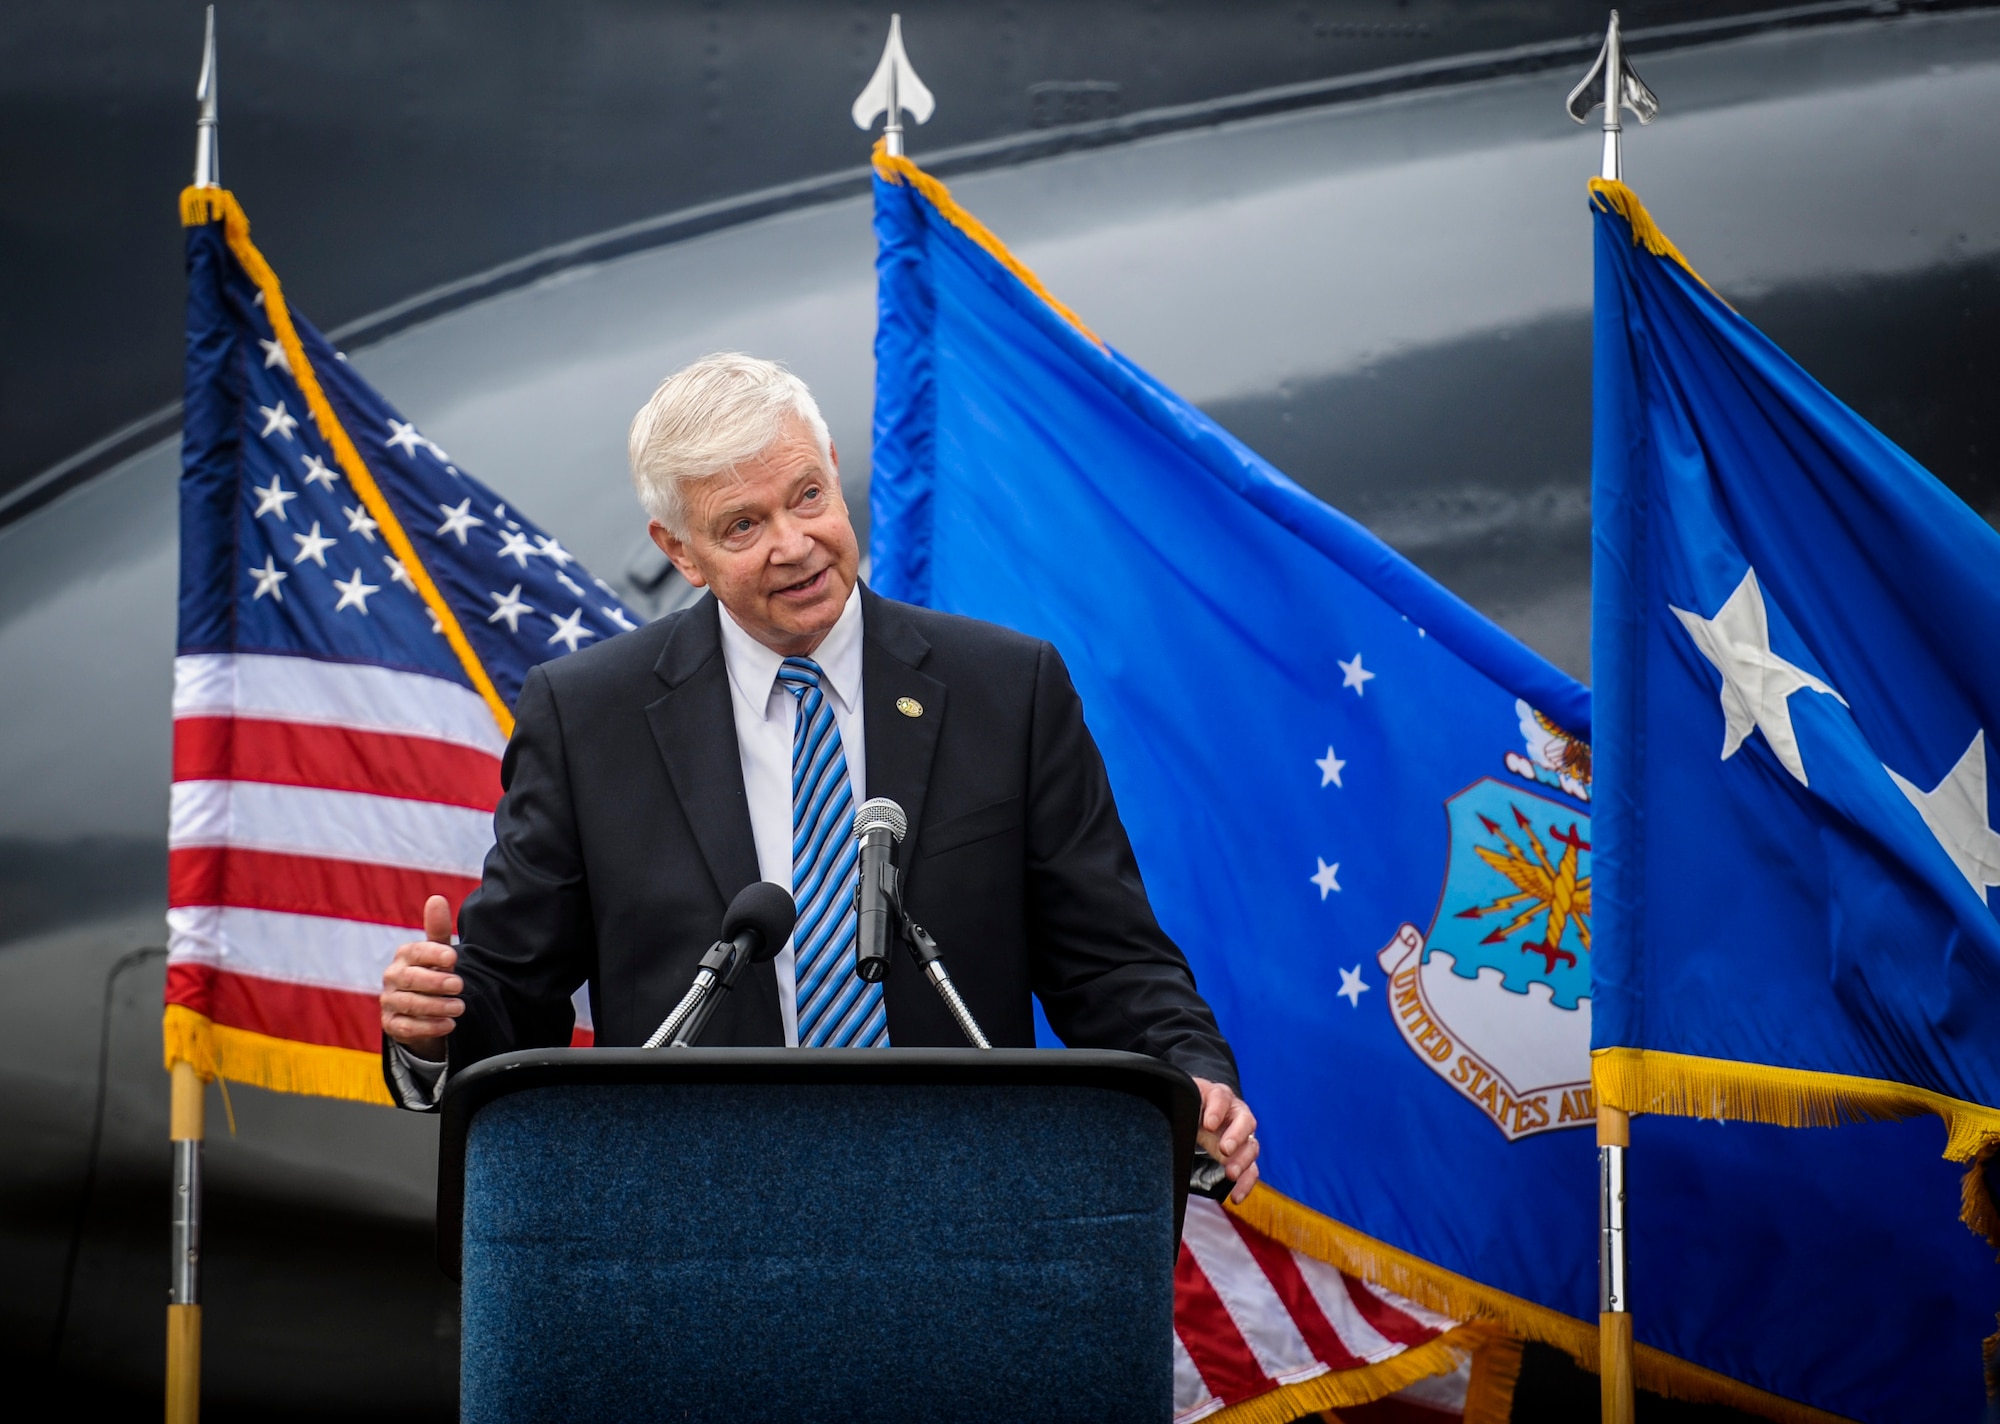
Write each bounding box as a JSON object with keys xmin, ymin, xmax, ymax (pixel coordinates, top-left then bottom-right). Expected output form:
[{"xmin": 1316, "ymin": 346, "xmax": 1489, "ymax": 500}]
[{"xmin": 650, "ymin": 417, "xmax": 861, "ymax": 657}]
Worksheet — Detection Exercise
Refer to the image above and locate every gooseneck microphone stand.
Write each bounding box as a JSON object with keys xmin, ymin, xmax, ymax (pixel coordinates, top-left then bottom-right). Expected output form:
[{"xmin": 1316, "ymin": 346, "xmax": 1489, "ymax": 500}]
[
  {"xmin": 899, "ymin": 916, "xmax": 991, "ymax": 1050},
  {"xmin": 666, "ymin": 941, "xmax": 756, "ymax": 1047},
  {"xmin": 644, "ymin": 950, "xmax": 723, "ymax": 1048},
  {"xmin": 643, "ymin": 935, "xmax": 758, "ymax": 1048}
]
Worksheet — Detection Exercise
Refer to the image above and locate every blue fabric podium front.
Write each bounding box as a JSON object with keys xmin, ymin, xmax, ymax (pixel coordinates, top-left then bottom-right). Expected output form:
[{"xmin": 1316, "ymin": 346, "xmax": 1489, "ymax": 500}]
[{"xmin": 438, "ymin": 1048, "xmax": 1199, "ymax": 1424}]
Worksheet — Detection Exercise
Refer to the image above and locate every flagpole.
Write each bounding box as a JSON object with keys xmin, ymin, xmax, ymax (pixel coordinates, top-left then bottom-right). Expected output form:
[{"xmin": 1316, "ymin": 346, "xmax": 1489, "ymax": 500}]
[
  {"xmin": 169, "ymin": 12, "xmax": 218, "ymax": 1423},
  {"xmin": 192, "ymin": 5, "xmax": 218, "ymax": 190},
  {"xmin": 1598, "ymin": 1101, "xmax": 1634, "ymax": 1424},
  {"xmin": 1597, "ymin": 13, "xmax": 1625, "ymax": 181},
  {"xmin": 1566, "ymin": 10, "xmax": 1659, "ymax": 185},
  {"xmin": 1566, "ymin": 14, "xmax": 1655, "ymax": 1423},
  {"xmin": 167, "ymin": 1059, "xmax": 204, "ymax": 1424},
  {"xmin": 851, "ymin": 14, "xmax": 935, "ymax": 159}
]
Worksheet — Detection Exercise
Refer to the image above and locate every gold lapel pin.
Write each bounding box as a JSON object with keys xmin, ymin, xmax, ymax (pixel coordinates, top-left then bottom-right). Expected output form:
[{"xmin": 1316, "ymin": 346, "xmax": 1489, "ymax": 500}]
[{"xmin": 895, "ymin": 696, "xmax": 924, "ymax": 718}]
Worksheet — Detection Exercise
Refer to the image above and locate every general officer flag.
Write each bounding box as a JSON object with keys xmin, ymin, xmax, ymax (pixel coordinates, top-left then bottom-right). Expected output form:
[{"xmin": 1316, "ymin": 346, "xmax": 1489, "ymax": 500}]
[
  {"xmin": 869, "ymin": 149, "xmax": 2000, "ymax": 1422},
  {"xmin": 1588, "ymin": 178, "xmax": 2000, "ymax": 1194},
  {"xmin": 170, "ymin": 187, "xmax": 628, "ymax": 1101},
  {"xmin": 1585, "ymin": 176, "xmax": 2000, "ymax": 1414}
]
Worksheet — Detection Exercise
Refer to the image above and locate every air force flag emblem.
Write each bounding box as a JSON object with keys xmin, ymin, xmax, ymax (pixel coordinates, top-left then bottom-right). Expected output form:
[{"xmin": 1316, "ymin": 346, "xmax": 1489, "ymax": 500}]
[{"xmin": 1379, "ymin": 761, "xmax": 1595, "ymax": 1141}]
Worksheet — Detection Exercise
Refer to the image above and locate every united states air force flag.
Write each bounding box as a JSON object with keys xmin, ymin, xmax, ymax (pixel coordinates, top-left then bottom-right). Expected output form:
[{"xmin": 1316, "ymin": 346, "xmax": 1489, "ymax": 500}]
[
  {"xmin": 870, "ymin": 150, "xmax": 2000, "ymax": 1422},
  {"xmin": 169, "ymin": 187, "xmax": 630, "ymax": 1102}
]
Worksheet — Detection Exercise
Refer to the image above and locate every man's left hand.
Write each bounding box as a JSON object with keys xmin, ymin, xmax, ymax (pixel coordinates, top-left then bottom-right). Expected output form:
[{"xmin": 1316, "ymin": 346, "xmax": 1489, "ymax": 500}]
[{"xmin": 1191, "ymin": 1077, "xmax": 1260, "ymax": 1204}]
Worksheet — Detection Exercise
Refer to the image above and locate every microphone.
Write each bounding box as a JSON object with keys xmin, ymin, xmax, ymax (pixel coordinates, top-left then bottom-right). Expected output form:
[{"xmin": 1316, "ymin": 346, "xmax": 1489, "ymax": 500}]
[
  {"xmin": 644, "ymin": 881, "xmax": 798, "ymax": 1049},
  {"xmin": 719, "ymin": 880, "xmax": 799, "ymax": 966},
  {"xmin": 852, "ymin": 797, "xmax": 907, "ymax": 985}
]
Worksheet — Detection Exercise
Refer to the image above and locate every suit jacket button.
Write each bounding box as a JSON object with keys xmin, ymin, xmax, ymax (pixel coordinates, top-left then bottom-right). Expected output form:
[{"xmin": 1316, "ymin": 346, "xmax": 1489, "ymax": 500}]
[{"xmin": 895, "ymin": 697, "xmax": 923, "ymax": 718}]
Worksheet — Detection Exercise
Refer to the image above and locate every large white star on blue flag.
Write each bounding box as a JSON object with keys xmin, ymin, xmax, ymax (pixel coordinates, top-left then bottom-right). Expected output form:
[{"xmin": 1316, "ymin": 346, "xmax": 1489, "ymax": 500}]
[
  {"xmin": 1670, "ymin": 567, "xmax": 1846, "ymax": 786},
  {"xmin": 1886, "ymin": 731, "xmax": 2000, "ymax": 899}
]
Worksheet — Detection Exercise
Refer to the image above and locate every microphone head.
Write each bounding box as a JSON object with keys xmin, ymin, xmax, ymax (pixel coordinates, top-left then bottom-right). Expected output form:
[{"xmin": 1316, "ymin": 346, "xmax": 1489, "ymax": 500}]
[
  {"xmin": 854, "ymin": 796, "xmax": 907, "ymax": 844},
  {"xmin": 722, "ymin": 881, "xmax": 798, "ymax": 963}
]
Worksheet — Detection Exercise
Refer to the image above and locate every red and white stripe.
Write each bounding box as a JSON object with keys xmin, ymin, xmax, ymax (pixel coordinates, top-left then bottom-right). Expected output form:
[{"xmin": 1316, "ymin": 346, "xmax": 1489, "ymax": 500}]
[
  {"xmin": 168, "ymin": 652, "xmax": 520, "ymax": 1054},
  {"xmin": 1174, "ymin": 1197, "xmax": 1469, "ymax": 1423}
]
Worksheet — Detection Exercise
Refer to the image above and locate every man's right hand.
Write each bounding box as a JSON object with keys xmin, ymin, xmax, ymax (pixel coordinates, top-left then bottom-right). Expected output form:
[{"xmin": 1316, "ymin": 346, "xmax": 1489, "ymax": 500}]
[{"xmin": 380, "ymin": 895, "xmax": 463, "ymax": 1061}]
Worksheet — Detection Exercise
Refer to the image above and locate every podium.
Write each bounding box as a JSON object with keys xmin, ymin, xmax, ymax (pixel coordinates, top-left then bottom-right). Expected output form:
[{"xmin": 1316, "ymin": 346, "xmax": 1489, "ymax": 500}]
[{"xmin": 438, "ymin": 1048, "xmax": 1200, "ymax": 1424}]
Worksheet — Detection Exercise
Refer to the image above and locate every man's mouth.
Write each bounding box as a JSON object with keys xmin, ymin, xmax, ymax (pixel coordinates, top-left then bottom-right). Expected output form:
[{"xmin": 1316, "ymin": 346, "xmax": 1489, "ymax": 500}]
[{"xmin": 773, "ymin": 567, "xmax": 830, "ymax": 600}]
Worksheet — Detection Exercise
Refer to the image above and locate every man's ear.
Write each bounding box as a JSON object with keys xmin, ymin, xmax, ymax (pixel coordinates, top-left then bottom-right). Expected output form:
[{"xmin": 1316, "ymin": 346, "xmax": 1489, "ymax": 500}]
[{"xmin": 649, "ymin": 519, "xmax": 709, "ymax": 588}]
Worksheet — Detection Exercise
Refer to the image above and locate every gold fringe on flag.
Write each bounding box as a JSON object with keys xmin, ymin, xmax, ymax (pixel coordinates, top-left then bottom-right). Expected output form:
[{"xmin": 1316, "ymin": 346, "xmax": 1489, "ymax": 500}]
[
  {"xmin": 1459, "ymin": 1332, "xmax": 1524, "ymax": 1424},
  {"xmin": 1230, "ymin": 1184, "xmax": 1858, "ymax": 1424},
  {"xmin": 872, "ymin": 144, "xmax": 1107, "ymax": 350},
  {"xmin": 1587, "ymin": 177, "xmax": 1717, "ymax": 294},
  {"xmin": 162, "ymin": 1003, "xmax": 393, "ymax": 1106},
  {"xmin": 179, "ymin": 185, "xmax": 513, "ymax": 739},
  {"xmin": 1594, "ymin": 1047, "xmax": 2000, "ymax": 1247},
  {"xmin": 1208, "ymin": 1325, "xmax": 1505, "ymax": 1424},
  {"xmin": 1963, "ymin": 1139, "xmax": 2000, "ymax": 1252}
]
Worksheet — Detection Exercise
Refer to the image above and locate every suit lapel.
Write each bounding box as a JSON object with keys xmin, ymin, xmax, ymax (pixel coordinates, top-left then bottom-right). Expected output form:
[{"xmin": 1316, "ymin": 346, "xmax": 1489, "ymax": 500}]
[
  {"xmin": 645, "ymin": 596, "xmax": 761, "ymax": 905},
  {"xmin": 861, "ymin": 588, "xmax": 946, "ymax": 881}
]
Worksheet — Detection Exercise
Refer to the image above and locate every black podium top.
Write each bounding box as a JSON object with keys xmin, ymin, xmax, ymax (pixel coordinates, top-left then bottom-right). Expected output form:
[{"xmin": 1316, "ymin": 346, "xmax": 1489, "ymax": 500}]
[{"xmin": 437, "ymin": 1046, "xmax": 1202, "ymax": 1277}]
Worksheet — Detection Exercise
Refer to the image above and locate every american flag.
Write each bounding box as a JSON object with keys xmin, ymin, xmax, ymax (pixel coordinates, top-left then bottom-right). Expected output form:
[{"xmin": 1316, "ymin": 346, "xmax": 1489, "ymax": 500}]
[
  {"xmin": 1174, "ymin": 1196, "xmax": 1503, "ymax": 1424},
  {"xmin": 169, "ymin": 188, "xmax": 623, "ymax": 1100}
]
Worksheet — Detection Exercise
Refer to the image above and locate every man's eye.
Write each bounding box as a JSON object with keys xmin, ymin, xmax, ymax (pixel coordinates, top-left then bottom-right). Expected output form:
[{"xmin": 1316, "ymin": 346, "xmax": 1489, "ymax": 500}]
[
  {"xmin": 728, "ymin": 519, "xmax": 754, "ymax": 536},
  {"xmin": 801, "ymin": 486, "xmax": 821, "ymax": 503}
]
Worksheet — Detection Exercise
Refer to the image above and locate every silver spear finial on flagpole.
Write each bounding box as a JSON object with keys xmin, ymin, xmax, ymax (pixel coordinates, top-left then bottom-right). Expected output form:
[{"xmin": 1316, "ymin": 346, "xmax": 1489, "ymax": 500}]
[
  {"xmin": 852, "ymin": 14, "xmax": 934, "ymax": 157},
  {"xmin": 1566, "ymin": 10, "xmax": 1658, "ymax": 182},
  {"xmin": 193, "ymin": 5, "xmax": 219, "ymax": 187}
]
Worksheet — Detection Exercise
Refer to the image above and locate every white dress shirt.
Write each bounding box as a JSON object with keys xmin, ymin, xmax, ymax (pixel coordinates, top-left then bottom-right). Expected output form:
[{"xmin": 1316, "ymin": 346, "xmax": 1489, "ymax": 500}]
[
  {"xmin": 389, "ymin": 586, "xmax": 867, "ymax": 1105},
  {"xmin": 715, "ymin": 584, "xmax": 867, "ymax": 1046}
]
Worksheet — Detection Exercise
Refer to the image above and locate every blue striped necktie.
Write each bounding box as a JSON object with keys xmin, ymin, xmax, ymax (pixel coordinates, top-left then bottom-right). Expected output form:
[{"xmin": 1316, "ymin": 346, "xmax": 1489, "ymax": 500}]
[{"xmin": 778, "ymin": 657, "xmax": 888, "ymax": 1047}]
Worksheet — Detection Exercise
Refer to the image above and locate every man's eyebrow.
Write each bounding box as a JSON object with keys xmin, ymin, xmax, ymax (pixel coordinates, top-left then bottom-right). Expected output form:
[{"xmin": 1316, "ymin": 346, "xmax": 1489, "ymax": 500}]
[{"xmin": 708, "ymin": 497, "xmax": 759, "ymax": 530}]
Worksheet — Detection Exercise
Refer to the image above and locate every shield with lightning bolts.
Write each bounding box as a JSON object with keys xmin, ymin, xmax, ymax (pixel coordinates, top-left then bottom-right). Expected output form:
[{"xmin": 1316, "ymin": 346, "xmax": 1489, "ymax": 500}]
[{"xmin": 1375, "ymin": 777, "xmax": 1596, "ymax": 1140}]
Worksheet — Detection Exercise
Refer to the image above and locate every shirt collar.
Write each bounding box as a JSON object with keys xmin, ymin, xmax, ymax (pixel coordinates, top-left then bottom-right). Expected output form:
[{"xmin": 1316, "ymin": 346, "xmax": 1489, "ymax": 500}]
[{"xmin": 717, "ymin": 582, "xmax": 864, "ymax": 718}]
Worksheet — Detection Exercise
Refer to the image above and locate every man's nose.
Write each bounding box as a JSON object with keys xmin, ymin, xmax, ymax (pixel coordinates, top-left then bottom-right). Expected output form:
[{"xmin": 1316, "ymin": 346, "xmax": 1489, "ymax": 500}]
[{"xmin": 767, "ymin": 513, "xmax": 814, "ymax": 563}]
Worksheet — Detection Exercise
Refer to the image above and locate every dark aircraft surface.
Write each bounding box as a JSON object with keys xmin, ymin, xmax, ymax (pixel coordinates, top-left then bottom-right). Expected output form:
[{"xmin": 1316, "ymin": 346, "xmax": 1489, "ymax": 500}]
[{"xmin": 3, "ymin": 3, "xmax": 1998, "ymax": 1418}]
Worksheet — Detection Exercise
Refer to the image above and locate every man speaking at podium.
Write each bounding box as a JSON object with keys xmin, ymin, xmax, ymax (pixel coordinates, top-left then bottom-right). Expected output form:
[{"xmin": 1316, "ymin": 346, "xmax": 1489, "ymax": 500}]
[{"xmin": 380, "ymin": 353, "xmax": 1259, "ymax": 1200}]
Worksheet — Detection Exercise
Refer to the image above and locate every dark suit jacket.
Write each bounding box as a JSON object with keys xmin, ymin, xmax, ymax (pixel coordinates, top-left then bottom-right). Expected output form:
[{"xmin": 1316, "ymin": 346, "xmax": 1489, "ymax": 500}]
[{"xmin": 405, "ymin": 586, "xmax": 1238, "ymax": 1092}]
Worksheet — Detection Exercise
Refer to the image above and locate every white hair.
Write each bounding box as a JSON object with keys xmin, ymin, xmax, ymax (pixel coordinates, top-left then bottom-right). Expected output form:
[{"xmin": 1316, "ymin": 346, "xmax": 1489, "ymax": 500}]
[{"xmin": 627, "ymin": 352, "xmax": 833, "ymax": 534}]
